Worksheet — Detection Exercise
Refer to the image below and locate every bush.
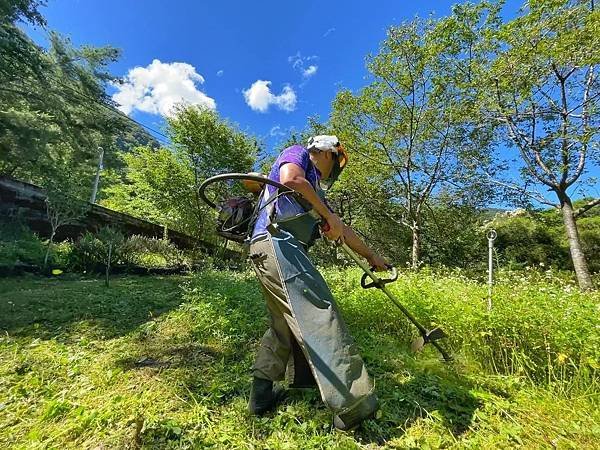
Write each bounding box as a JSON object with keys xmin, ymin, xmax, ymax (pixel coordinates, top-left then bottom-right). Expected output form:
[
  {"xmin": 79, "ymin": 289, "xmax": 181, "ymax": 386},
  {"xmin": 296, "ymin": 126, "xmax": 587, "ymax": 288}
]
[
  {"xmin": 68, "ymin": 231, "xmax": 190, "ymax": 272},
  {"xmin": 488, "ymin": 208, "xmax": 600, "ymax": 273},
  {"xmin": 121, "ymin": 235, "xmax": 186, "ymax": 268},
  {"xmin": 68, "ymin": 231, "xmax": 107, "ymax": 272},
  {"xmin": 0, "ymin": 222, "xmax": 47, "ymax": 269}
]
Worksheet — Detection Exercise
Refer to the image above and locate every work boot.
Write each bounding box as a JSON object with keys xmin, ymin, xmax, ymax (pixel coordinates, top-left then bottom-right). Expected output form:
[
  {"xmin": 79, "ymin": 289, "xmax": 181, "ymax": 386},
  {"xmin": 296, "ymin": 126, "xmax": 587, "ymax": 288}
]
[
  {"xmin": 333, "ymin": 394, "xmax": 379, "ymax": 431},
  {"xmin": 248, "ymin": 377, "xmax": 285, "ymax": 415}
]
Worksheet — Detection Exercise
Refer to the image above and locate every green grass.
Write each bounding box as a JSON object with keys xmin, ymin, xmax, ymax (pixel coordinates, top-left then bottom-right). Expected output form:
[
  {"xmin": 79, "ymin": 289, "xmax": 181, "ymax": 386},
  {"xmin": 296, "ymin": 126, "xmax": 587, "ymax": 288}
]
[{"xmin": 0, "ymin": 269, "xmax": 598, "ymax": 449}]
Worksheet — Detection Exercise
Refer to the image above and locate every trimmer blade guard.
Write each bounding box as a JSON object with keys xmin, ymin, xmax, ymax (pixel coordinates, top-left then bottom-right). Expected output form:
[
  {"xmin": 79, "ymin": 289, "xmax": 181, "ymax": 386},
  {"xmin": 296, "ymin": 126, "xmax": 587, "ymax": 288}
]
[
  {"xmin": 425, "ymin": 327, "xmax": 446, "ymax": 342},
  {"xmin": 411, "ymin": 327, "xmax": 447, "ymax": 353}
]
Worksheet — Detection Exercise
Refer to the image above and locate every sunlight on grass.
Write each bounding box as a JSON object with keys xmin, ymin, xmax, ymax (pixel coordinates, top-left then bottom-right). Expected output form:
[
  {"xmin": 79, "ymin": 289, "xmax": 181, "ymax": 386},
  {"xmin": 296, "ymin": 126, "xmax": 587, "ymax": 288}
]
[{"xmin": 0, "ymin": 270, "xmax": 598, "ymax": 448}]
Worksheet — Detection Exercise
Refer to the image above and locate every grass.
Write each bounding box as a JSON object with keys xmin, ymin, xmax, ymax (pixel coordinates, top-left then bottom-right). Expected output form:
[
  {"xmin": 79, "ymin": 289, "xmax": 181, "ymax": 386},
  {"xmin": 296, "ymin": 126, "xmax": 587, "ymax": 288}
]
[{"xmin": 0, "ymin": 269, "xmax": 599, "ymax": 449}]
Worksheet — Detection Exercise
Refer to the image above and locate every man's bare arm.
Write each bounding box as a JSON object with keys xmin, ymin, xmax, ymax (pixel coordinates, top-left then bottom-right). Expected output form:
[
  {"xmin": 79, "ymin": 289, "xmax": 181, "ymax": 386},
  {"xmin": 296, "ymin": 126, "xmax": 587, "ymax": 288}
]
[{"xmin": 343, "ymin": 226, "xmax": 388, "ymax": 270}]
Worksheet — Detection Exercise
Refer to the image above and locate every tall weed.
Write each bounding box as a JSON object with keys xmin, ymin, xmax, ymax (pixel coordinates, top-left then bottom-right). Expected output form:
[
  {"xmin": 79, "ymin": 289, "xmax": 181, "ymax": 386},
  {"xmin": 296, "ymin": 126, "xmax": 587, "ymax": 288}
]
[{"xmin": 326, "ymin": 267, "xmax": 599, "ymax": 393}]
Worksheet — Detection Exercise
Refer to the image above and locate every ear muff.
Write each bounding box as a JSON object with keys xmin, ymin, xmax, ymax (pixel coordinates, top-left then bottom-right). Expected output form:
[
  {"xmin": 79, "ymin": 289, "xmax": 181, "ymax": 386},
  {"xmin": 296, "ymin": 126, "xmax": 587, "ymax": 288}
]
[
  {"xmin": 322, "ymin": 146, "xmax": 348, "ymax": 189},
  {"xmin": 336, "ymin": 144, "xmax": 348, "ymax": 170}
]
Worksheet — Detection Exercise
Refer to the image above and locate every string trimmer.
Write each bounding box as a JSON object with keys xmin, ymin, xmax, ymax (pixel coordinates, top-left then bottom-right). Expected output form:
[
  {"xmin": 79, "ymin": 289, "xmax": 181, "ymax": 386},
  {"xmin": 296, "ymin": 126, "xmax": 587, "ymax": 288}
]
[
  {"xmin": 334, "ymin": 240, "xmax": 452, "ymax": 361},
  {"xmin": 198, "ymin": 173, "xmax": 453, "ymax": 362}
]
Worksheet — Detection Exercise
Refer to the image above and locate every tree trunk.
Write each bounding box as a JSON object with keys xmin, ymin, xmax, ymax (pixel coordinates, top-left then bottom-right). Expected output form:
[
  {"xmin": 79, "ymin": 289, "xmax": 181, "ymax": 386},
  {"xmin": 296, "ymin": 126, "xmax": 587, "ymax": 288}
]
[
  {"xmin": 43, "ymin": 230, "xmax": 55, "ymax": 269},
  {"xmin": 559, "ymin": 192, "xmax": 593, "ymax": 290},
  {"xmin": 105, "ymin": 243, "xmax": 112, "ymax": 288},
  {"xmin": 411, "ymin": 225, "xmax": 421, "ymax": 270}
]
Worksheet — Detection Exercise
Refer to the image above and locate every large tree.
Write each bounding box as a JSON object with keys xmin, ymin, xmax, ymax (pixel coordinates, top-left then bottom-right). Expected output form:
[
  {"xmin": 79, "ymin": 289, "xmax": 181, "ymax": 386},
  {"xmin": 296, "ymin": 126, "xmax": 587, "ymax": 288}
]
[
  {"xmin": 331, "ymin": 9, "xmax": 494, "ymax": 268},
  {"xmin": 167, "ymin": 106, "xmax": 257, "ymax": 235},
  {"xmin": 101, "ymin": 146, "xmax": 201, "ymax": 236},
  {"xmin": 1, "ymin": 3, "xmax": 151, "ymax": 196},
  {"xmin": 477, "ymin": 0, "xmax": 599, "ymax": 289}
]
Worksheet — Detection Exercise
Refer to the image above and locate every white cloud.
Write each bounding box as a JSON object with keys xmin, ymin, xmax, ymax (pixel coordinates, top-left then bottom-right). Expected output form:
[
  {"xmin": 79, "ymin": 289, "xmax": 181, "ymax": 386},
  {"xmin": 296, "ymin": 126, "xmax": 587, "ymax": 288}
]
[
  {"xmin": 269, "ymin": 125, "xmax": 286, "ymax": 137},
  {"xmin": 112, "ymin": 59, "xmax": 216, "ymax": 117},
  {"xmin": 288, "ymin": 52, "xmax": 318, "ymax": 70},
  {"xmin": 303, "ymin": 65, "xmax": 318, "ymax": 78},
  {"xmin": 243, "ymin": 80, "xmax": 297, "ymax": 113},
  {"xmin": 288, "ymin": 52, "xmax": 319, "ymax": 84},
  {"xmin": 323, "ymin": 27, "xmax": 336, "ymax": 37},
  {"xmin": 288, "ymin": 53, "xmax": 303, "ymax": 70},
  {"xmin": 216, "ymin": 69, "xmax": 224, "ymax": 77}
]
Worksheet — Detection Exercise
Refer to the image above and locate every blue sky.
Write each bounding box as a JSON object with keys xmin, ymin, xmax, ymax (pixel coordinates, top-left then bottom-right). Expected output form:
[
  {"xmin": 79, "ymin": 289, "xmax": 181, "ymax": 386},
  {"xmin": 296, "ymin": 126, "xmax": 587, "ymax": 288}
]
[
  {"xmin": 23, "ymin": 0, "xmax": 523, "ymax": 150},
  {"xmin": 22, "ymin": 0, "xmax": 598, "ymax": 204}
]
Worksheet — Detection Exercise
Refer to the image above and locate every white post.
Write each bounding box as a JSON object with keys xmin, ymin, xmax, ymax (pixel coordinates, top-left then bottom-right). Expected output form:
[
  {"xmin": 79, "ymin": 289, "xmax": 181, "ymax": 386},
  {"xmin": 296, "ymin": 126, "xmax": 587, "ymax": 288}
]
[
  {"xmin": 90, "ymin": 146, "xmax": 104, "ymax": 204},
  {"xmin": 487, "ymin": 229, "xmax": 497, "ymax": 311}
]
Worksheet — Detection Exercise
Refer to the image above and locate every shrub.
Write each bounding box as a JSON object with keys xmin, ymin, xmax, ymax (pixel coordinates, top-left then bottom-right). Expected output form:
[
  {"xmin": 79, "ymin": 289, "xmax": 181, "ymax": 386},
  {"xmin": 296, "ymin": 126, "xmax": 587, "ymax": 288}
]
[
  {"xmin": 578, "ymin": 216, "xmax": 600, "ymax": 273},
  {"xmin": 121, "ymin": 235, "xmax": 186, "ymax": 268},
  {"xmin": 68, "ymin": 231, "xmax": 106, "ymax": 272},
  {"xmin": 68, "ymin": 232, "xmax": 190, "ymax": 272},
  {"xmin": 0, "ymin": 222, "xmax": 47, "ymax": 268}
]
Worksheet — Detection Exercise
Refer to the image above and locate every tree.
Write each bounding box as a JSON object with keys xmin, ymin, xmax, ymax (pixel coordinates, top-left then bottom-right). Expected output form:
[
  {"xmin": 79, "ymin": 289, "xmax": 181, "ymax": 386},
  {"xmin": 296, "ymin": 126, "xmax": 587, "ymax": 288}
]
[
  {"xmin": 101, "ymin": 146, "xmax": 202, "ymax": 236},
  {"xmin": 1, "ymin": 4, "xmax": 151, "ymax": 190},
  {"xmin": 0, "ymin": 0, "xmax": 46, "ymax": 25},
  {"xmin": 96, "ymin": 226, "xmax": 124, "ymax": 287},
  {"xmin": 167, "ymin": 106, "xmax": 257, "ymax": 235},
  {"xmin": 331, "ymin": 12, "xmax": 493, "ymax": 268},
  {"xmin": 477, "ymin": 0, "xmax": 600, "ymax": 289},
  {"xmin": 43, "ymin": 182, "xmax": 89, "ymax": 268}
]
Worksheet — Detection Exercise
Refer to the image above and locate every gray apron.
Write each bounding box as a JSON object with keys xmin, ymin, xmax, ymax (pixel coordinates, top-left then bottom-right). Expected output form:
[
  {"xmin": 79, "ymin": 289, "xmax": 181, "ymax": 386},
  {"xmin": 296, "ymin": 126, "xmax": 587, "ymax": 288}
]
[{"xmin": 249, "ymin": 228, "xmax": 377, "ymax": 421}]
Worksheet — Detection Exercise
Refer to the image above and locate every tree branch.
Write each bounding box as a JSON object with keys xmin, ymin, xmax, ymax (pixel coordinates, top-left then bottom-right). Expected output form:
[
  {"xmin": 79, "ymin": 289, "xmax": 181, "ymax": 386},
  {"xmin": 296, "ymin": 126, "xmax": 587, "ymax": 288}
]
[
  {"xmin": 567, "ymin": 65, "xmax": 595, "ymax": 187},
  {"xmin": 480, "ymin": 167, "xmax": 559, "ymax": 208},
  {"xmin": 574, "ymin": 198, "xmax": 600, "ymax": 218}
]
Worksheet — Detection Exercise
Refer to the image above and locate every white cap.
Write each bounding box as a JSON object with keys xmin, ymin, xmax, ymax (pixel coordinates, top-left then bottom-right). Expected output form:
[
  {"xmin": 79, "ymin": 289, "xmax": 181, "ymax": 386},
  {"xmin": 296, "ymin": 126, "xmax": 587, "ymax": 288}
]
[{"xmin": 306, "ymin": 135, "xmax": 340, "ymax": 153}]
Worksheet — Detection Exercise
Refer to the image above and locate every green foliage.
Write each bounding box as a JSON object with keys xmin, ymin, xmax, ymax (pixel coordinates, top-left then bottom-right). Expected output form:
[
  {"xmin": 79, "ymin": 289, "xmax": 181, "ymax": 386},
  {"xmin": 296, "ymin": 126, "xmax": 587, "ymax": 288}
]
[
  {"xmin": 120, "ymin": 235, "xmax": 186, "ymax": 269},
  {"xmin": 101, "ymin": 146, "xmax": 203, "ymax": 236},
  {"xmin": 68, "ymin": 231, "xmax": 106, "ymax": 273},
  {"xmin": 67, "ymin": 227, "xmax": 122, "ymax": 275},
  {"xmin": 166, "ymin": 106, "xmax": 257, "ymax": 237},
  {"xmin": 420, "ymin": 205, "xmax": 487, "ymax": 269},
  {"xmin": 467, "ymin": 0, "xmax": 600, "ymax": 287},
  {"xmin": 473, "ymin": 0, "xmax": 600, "ymax": 190},
  {"xmin": 102, "ymin": 107, "xmax": 259, "ymax": 241},
  {"xmin": 167, "ymin": 106, "xmax": 257, "ymax": 179},
  {"xmin": 0, "ymin": 4, "xmax": 153, "ymax": 193},
  {"xmin": 578, "ymin": 215, "xmax": 600, "ymax": 273},
  {"xmin": 491, "ymin": 211, "xmax": 568, "ymax": 269},
  {"xmin": 0, "ymin": 270, "xmax": 598, "ymax": 448},
  {"xmin": 68, "ymin": 231, "xmax": 191, "ymax": 273},
  {"xmin": 488, "ymin": 208, "xmax": 600, "ymax": 272},
  {"xmin": 0, "ymin": 0, "xmax": 46, "ymax": 25},
  {"xmin": 330, "ymin": 6, "xmax": 497, "ymax": 267},
  {"xmin": 0, "ymin": 221, "xmax": 46, "ymax": 268},
  {"xmin": 0, "ymin": 220, "xmax": 75, "ymax": 272},
  {"xmin": 330, "ymin": 267, "xmax": 599, "ymax": 386}
]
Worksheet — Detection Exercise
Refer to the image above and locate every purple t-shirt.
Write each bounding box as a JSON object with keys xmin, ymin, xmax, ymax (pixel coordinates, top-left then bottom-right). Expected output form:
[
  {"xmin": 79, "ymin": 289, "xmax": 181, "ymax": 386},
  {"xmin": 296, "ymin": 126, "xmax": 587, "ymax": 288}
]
[{"xmin": 252, "ymin": 145, "xmax": 321, "ymax": 239}]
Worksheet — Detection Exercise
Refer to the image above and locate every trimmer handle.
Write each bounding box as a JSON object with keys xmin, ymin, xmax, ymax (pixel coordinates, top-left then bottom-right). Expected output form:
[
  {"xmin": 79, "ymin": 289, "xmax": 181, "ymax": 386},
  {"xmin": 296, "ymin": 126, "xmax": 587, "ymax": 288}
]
[{"xmin": 361, "ymin": 265, "xmax": 398, "ymax": 289}]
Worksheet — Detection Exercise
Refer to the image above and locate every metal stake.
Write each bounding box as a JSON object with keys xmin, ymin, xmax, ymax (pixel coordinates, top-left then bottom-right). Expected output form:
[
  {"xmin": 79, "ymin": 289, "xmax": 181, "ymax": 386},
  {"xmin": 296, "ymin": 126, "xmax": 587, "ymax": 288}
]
[{"xmin": 487, "ymin": 229, "xmax": 497, "ymax": 311}]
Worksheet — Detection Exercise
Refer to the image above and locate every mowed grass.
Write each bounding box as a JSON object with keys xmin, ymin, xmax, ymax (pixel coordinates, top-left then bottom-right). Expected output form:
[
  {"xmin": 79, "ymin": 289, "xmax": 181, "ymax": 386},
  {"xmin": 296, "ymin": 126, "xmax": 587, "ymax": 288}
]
[{"xmin": 0, "ymin": 269, "xmax": 599, "ymax": 449}]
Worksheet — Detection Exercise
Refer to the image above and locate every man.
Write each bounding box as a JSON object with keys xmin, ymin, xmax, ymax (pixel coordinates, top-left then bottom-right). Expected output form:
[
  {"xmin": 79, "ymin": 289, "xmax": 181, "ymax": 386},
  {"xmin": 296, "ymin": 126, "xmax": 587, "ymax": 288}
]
[{"xmin": 248, "ymin": 135, "xmax": 388, "ymax": 430}]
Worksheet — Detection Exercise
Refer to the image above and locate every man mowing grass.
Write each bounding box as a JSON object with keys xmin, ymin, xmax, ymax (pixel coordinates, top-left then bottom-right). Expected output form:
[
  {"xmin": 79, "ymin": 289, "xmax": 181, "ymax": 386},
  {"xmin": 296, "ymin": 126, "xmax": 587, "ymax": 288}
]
[{"xmin": 247, "ymin": 135, "xmax": 388, "ymax": 430}]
